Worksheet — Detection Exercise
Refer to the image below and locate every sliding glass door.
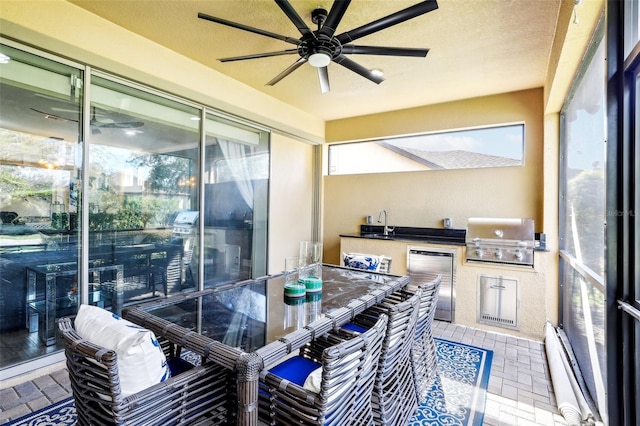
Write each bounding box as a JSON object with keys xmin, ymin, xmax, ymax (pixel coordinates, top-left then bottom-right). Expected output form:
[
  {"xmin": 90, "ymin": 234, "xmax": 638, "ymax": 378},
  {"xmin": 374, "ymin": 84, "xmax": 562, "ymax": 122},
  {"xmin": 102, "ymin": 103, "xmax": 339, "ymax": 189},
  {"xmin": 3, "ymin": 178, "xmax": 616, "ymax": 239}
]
[
  {"xmin": 202, "ymin": 113, "xmax": 269, "ymax": 287},
  {"xmin": 87, "ymin": 75, "xmax": 201, "ymax": 312},
  {"xmin": 0, "ymin": 43, "xmax": 84, "ymax": 366},
  {"xmin": 0, "ymin": 40, "xmax": 270, "ymax": 376}
]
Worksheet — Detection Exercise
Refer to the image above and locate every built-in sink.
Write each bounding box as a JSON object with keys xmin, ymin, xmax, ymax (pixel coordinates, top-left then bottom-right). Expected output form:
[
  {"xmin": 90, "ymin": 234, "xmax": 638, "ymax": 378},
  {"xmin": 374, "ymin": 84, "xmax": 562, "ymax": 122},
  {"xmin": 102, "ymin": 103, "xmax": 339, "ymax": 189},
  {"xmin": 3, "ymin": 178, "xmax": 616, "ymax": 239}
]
[{"xmin": 361, "ymin": 233, "xmax": 394, "ymax": 239}]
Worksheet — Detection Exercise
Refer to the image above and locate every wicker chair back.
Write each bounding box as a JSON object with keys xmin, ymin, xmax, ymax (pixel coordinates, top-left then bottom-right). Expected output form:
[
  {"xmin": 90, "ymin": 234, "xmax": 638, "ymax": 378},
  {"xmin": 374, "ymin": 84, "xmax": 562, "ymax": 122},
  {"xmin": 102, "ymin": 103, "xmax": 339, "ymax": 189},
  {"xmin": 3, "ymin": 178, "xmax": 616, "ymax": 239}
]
[
  {"xmin": 411, "ymin": 275, "xmax": 442, "ymax": 400},
  {"xmin": 348, "ymin": 288, "xmax": 422, "ymax": 426},
  {"xmin": 259, "ymin": 313, "xmax": 388, "ymax": 425},
  {"xmin": 58, "ymin": 316, "xmax": 231, "ymax": 426}
]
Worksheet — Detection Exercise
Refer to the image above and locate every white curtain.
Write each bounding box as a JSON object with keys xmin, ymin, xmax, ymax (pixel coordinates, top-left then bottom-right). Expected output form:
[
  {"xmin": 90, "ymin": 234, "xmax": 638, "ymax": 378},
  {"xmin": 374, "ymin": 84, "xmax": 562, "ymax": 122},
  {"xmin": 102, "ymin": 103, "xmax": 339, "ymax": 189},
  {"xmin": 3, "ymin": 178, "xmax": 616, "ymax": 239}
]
[{"xmin": 218, "ymin": 139, "xmax": 254, "ymax": 209}]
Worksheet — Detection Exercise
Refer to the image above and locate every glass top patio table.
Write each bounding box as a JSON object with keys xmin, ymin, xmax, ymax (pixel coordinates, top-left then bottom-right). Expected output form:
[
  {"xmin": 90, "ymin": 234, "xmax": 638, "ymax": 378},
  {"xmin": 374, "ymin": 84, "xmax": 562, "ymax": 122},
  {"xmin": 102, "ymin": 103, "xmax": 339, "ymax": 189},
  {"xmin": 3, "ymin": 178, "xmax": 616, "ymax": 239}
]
[{"xmin": 123, "ymin": 264, "xmax": 409, "ymax": 425}]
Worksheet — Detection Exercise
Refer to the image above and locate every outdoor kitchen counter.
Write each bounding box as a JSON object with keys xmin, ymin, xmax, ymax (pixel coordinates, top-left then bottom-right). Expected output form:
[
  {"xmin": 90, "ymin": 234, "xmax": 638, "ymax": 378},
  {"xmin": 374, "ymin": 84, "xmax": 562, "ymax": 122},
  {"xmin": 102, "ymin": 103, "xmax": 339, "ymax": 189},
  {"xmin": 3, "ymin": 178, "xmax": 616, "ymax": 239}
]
[{"xmin": 340, "ymin": 230, "xmax": 552, "ymax": 341}]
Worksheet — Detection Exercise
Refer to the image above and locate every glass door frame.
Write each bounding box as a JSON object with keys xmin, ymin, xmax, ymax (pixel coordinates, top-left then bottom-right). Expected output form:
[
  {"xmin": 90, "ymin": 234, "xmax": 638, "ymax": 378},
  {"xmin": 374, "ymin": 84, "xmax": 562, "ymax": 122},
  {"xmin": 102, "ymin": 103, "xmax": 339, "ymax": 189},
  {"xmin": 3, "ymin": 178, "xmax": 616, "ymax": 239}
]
[{"xmin": 605, "ymin": 1, "xmax": 640, "ymax": 425}]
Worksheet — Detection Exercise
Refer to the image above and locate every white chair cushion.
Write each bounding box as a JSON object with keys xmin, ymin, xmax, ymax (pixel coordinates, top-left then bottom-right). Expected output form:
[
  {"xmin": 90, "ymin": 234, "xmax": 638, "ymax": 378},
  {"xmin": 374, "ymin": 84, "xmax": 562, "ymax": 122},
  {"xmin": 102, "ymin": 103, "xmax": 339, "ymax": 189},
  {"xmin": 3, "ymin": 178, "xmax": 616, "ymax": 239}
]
[
  {"xmin": 303, "ymin": 367, "xmax": 323, "ymax": 393},
  {"xmin": 343, "ymin": 252, "xmax": 381, "ymax": 272},
  {"xmin": 74, "ymin": 304, "xmax": 170, "ymax": 397}
]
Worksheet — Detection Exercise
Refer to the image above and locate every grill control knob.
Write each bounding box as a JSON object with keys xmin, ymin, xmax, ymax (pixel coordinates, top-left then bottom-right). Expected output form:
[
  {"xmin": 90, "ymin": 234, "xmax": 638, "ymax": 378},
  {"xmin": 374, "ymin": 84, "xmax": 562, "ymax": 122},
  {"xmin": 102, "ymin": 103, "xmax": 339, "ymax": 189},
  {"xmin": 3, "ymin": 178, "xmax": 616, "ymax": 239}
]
[
  {"xmin": 515, "ymin": 250, "xmax": 523, "ymax": 261},
  {"xmin": 475, "ymin": 248, "xmax": 484, "ymax": 257},
  {"xmin": 495, "ymin": 250, "xmax": 503, "ymax": 259}
]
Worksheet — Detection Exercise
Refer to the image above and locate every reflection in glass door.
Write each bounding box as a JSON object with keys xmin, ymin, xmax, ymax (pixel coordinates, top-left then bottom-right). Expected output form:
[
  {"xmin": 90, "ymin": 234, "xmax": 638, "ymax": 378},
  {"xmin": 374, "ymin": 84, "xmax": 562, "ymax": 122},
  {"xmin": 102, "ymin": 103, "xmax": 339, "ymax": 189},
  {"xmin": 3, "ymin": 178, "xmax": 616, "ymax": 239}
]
[
  {"xmin": 0, "ymin": 41, "xmax": 272, "ymax": 377},
  {"xmin": 203, "ymin": 113, "xmax": 269, "ymax": 287},
  {"xmin": 0, "ymin": 43, "xmax": 83, "ymax": 368},
  {"xmin": 87, "ymin": 75, "xmax": 201, "ymax": 312}
]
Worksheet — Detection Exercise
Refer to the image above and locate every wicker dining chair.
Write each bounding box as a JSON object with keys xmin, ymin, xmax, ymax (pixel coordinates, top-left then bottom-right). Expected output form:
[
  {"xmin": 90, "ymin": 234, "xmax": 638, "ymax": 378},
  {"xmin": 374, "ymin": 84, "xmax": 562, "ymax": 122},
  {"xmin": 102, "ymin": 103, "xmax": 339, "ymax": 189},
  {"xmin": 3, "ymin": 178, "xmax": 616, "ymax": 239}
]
[
  {"xmin": 258, "ymin": 313, "xmax": 388, "ymax": 426},
  {"xmin": 341, "ymin": 288, "xmax": 422, "ymax": 426},
  {"xmin": 382, "ymin": 275, "xmax": 442, "ymax": 400},
  {"xmin": 411, "ymin": 275, "xmax": 442, "ymax": 399},
  {"xmin": 58, "ymin": 316, "xmax": 231, "ymax": 426}
]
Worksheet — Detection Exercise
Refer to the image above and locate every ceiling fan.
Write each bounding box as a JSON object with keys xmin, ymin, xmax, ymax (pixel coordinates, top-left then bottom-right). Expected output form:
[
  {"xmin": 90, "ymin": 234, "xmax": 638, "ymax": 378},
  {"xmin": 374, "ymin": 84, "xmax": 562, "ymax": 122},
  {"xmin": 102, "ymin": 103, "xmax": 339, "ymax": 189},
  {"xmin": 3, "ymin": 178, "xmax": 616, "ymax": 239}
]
[
  {"xmin": 198, "ymin": 0, "xmax": 438, "ymax": 93},
  {"xmin": 30, "ymin": 106, "xmax": 144, "ymax": 135}
]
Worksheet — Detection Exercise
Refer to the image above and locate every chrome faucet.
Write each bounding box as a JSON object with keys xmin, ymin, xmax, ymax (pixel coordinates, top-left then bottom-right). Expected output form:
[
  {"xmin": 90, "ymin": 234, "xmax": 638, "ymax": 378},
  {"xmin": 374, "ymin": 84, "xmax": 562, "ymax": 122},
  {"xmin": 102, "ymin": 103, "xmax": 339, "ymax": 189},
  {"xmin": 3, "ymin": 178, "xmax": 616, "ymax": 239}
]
[{"xmin": 378, "ymin": 210, "xmax": 394, "ymax": 236}]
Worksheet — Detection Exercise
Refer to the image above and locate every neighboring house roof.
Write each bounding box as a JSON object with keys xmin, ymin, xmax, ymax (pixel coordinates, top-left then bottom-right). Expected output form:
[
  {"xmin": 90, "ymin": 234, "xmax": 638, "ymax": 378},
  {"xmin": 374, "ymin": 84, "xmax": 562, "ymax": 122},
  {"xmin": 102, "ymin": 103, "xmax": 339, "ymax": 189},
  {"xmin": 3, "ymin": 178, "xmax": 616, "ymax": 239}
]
[{"xmin": 379, "ymin": 141, "xmax": 521, "ymax": 169}]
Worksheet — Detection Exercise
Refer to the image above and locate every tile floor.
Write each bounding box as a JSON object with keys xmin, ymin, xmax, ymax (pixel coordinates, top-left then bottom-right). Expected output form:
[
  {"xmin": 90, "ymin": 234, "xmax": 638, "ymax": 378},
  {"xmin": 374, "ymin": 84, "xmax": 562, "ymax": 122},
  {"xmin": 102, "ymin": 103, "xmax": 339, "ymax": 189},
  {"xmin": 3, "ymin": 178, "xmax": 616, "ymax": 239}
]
[
  {"xmin": 431, "ymin": 321, "xmax": 568, "ymax": 426},
  {"xmin": 0, "ymin": 320, "xmax": 569, "ymax": 425}
]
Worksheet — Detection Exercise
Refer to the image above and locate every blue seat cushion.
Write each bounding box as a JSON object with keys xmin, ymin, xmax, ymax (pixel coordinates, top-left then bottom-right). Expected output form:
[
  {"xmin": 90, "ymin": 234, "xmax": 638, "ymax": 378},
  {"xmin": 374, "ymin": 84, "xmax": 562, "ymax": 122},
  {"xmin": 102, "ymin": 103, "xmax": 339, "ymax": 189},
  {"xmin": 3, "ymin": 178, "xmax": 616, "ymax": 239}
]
[
  {"xmin": 269, "ymin": 356, "xmax": 321, "ymax": 387},
  {"xmin": 341, "ymin": 322, "xmax": 369, "ymax": 333},
  {"xmin": 167, "ymin": 357, "xmax": 196, "ymax": 376}
]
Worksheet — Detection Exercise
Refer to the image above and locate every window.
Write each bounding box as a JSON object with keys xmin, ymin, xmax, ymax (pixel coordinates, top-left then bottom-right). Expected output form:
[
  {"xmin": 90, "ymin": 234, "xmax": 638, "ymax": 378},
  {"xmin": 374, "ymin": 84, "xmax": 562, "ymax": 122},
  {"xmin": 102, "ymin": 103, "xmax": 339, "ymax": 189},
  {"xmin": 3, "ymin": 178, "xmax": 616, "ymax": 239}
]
[
  {"xmin": 328, "ymin": 124, "xmax": 524, "ymax": 175},
  {"xmin": 559, "ymin": 20, "xmax": 606, "ymax": 417}
]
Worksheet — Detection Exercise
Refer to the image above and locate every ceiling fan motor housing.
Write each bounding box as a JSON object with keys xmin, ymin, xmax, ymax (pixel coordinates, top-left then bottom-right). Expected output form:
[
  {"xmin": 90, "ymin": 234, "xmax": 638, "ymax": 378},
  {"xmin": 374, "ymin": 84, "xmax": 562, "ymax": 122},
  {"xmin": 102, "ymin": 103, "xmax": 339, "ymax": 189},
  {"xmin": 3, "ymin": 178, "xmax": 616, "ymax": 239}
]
[{"xmin": 298, "ymin": 35, "xmax": 341, "ymax": 62}]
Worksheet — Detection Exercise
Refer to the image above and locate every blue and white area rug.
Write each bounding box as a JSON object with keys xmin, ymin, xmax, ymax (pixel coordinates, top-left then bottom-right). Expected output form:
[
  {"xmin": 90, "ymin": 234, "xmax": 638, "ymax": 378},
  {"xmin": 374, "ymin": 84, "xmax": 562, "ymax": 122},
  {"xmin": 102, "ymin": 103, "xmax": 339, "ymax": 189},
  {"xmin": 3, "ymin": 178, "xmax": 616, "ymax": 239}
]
[
  {"xmin": 410, "ymin": 338, "xmax": 493, "ymax": 426},
  {"xmin": 7, "ymin": 340, "xmax": 492, "ymax": 426},
  {"xmin": 5, "ymin": 398, "xmax": 75, "ymax": 426}
]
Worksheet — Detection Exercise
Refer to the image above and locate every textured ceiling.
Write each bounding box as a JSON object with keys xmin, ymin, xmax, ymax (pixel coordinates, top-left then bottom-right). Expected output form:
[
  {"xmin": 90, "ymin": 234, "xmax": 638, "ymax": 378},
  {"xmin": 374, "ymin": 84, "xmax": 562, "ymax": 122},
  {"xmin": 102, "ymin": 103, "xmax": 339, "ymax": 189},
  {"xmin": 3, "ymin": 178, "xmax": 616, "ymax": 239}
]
[{"xmin": 66, "ymin": 0, "xmax": 562, "ymax": 121}]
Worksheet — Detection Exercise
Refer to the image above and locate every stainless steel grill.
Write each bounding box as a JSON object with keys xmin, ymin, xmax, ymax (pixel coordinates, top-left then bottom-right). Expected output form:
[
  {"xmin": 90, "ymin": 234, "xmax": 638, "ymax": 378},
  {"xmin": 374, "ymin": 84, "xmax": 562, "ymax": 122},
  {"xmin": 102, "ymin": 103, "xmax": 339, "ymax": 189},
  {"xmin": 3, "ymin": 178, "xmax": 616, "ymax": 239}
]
[
  {"xmin": 465, "ymin": 218, "xmax": 535, "ymax": 267},
  {"xmin": 172, "ymin": 211, "xmax": 199, "ymax": 237}
]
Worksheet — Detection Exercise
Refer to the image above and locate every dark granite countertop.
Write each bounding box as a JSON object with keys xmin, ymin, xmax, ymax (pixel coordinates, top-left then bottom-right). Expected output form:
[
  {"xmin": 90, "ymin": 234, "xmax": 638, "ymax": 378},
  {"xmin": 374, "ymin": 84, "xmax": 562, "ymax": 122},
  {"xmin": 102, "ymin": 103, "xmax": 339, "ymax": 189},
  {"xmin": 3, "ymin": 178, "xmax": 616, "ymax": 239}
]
[
  {"xmin": 341, "ymin": 225, "xmax": 547, "ymax": 251},
  {"xmin": 340, "ymin": 225, "xmax": 467, "ymax": 246}
]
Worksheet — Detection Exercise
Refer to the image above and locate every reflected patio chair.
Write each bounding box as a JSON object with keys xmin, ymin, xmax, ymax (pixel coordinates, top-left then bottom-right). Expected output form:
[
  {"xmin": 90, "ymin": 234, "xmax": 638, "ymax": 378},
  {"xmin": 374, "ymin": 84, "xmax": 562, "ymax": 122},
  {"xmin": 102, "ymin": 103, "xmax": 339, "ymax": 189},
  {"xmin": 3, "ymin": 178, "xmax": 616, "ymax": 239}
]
[
  {"xmin": 341, "ymin": 288, "xmax": 422, "ymax": 426},
  {"xmin": 258, "ymin": 314, "xmax": 388, "ymax": 425},
  {"xmin": 58, "ymin": 316, "xmax": 231, "ymax": 425}
]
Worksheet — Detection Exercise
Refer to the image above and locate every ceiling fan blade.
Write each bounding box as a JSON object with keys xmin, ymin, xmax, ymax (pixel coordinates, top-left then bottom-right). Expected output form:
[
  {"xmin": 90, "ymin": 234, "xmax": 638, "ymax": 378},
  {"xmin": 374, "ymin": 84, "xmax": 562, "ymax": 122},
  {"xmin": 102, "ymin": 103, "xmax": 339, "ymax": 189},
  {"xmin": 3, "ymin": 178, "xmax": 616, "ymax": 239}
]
[
  {"xmin": 341, "ymin": 45, "xmax": 429, "ymax": 57},
  {"xmin": 219, "ymin": 49, "xmax": 299, "ymax": 62},
  {"xmin": 266, "ymin": 57, "xmax": 308, "ymax": 86},
  {"xmin": 198, "ymin": 12, "xmax": 300, "ymax": 45},
  {"xmin": 317, "ymin": 67, "xmax": 330, "ymax": 94},
  {"xmin": 30, "ymin": 108, "xmax": 78, "ymax": 122},
  {"xmin": 319, "ymin": 0, "xmax": 351, "ymax": 39},
  {"xmin": 333, "ymin": 55, "xmax": 385, "ymax": 84},
  {"xmin": 336, "ymin": 0, "xmax": 438, "ymax": 45},
  {"xmin": 274, "ymin": 0, "xmax": 313, "ymax": 37}
]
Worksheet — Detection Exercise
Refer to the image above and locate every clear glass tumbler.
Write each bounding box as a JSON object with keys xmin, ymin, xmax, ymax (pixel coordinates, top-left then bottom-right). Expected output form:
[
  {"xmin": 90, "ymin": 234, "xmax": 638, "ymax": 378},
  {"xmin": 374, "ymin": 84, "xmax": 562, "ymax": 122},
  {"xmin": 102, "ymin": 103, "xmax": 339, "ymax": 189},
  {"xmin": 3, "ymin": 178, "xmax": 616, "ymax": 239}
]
[{"xmin": 299, "ymin": 241, "xmax": 323, "ymax": 293}]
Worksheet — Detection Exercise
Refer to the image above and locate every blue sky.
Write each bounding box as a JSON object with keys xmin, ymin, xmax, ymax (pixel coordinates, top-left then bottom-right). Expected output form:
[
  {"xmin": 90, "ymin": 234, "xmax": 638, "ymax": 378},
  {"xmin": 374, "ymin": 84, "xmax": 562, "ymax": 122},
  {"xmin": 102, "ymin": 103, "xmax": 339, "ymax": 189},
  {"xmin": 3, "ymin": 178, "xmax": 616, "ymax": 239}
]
[{"xmin": 388, "ymin": 124, "xmax": 524, "ymax": 161}]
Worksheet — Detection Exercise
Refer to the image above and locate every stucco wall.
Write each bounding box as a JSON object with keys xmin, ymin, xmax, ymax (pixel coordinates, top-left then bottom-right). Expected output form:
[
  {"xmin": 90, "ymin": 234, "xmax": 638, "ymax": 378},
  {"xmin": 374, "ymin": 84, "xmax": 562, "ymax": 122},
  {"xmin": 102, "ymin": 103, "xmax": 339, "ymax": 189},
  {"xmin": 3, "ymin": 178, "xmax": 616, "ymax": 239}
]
[
  {"xmin": 323, "ymin": 88, "xmax": 544, "ymax": 265},
  {"xmin": 269, "ymin": 133, "xmax": 315, "ymax": 274}
]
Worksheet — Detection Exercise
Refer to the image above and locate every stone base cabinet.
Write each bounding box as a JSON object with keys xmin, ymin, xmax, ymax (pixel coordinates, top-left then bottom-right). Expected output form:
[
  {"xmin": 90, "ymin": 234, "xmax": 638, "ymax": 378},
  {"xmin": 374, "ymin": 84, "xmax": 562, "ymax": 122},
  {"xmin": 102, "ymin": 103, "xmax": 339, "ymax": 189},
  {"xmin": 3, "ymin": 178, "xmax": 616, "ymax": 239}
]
[{"xmin": 340, "ymin": 236, "xmax": 554, "ymax": 341}]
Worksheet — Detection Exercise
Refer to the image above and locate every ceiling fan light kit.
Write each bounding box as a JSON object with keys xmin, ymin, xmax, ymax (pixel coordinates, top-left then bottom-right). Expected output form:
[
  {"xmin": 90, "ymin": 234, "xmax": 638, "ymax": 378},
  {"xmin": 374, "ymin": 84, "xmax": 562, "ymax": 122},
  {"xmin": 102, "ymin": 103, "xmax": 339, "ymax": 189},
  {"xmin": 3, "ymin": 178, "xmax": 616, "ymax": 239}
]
[
  {"xmin": 308, "ymin": 52, "xmax": 331, "ymax": 68},
  {"xmin": 198, "ymin": 0, "xmax": 438, "ymax": 93}
]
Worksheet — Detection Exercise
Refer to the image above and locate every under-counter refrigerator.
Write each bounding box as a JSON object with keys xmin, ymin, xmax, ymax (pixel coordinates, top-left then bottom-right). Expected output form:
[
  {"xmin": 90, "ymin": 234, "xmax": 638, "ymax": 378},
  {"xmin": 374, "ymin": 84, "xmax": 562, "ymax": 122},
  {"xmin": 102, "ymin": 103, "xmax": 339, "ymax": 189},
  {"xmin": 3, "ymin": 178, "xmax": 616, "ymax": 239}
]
[{"xmin": 407, "ymin": 247, "xmax": 456, "ymax": 322}]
